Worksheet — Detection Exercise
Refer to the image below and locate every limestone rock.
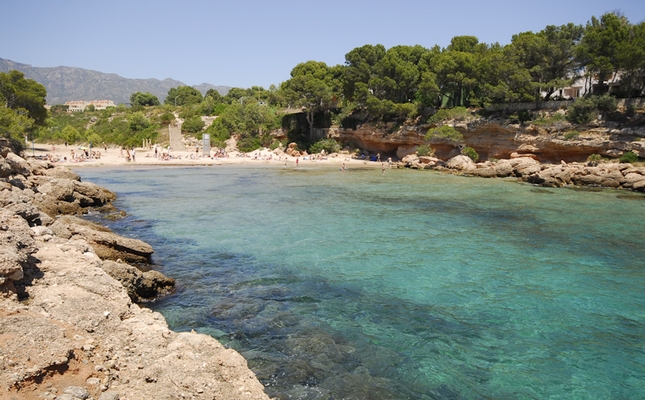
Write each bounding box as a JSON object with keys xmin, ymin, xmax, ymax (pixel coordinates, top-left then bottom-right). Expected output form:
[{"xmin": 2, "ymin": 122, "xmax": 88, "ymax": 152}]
[
  {"xmin": 401, "ymin": 154, "xmax": 419, "ymax": 165},
  {"xmin": 0, "ymin": 156, "xmax": 12, "ymax": 178},
  {"xmin": 53, "ymin": 215, "xmax": 153, "ymax": 264},
  {"xmin": 467, "ymin": 167, "xmax": 497, "ymax": 178},
  {"xmin": 446, "ymin": 155, "xmax": 476, "ymax": 171},
  {"xmin": 4, "ymin": 152, "xmax": 32, "ymax": 176},
  {"xmin": 101, "ymin": 260, "xmax": 174, "ymax": 302},
  {"xmin": 0, "ymin": 210, "xmax": 37, "ymax": 282}
]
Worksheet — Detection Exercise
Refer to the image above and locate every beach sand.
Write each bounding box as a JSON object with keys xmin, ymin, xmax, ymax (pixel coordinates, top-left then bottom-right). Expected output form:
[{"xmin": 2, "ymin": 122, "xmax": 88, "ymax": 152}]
[{"xmin": 25, "ymin": 143, "xmax": 386, "ymax": 169}]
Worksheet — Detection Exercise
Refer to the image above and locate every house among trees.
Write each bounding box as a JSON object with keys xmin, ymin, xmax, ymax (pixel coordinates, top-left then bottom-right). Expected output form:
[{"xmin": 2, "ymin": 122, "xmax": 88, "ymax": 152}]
[{"xmin": 64, "ymin": 100, "xmax": 115, "ymax": 112}]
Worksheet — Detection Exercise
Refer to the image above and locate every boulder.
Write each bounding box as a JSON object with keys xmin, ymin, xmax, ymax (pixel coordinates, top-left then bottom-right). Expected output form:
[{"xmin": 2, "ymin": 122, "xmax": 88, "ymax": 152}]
[
  {"xmin": 0, "ymin": 156, "xmax": 12, "ymax": 178},
  {"xmin": 0, "ymin": 210, "xmax": 37, "ymax": 283},
  {"xmin": 36, "ymin": 178, "xmax": 76, "ymax": 202},
  {"xmin": 401, "ymin": 154, "xmax": 419, "ymax": 165},
  {"xmin": 101, "ymin": 260, "xmax": 174, "ymax": 302},
  {"xmin": 39, "ymin": 166, "xmax": 81, "ymax": 181},
  {"xmin": 467, "ymin": 167, "xmax": 497, "ymax": 178},
  {"xmin": 622, "ymin": 173, "xmax": 645, "ymax": 188},
  {"xmin": 446, "ymin": 155, "xmax": 476, "ymax": 171},
  {"xmin": 4, "ymin": 153, "xmax": 32, "ymax": 176},
  {"xmin": 633, "ymin": 180, "xmax": 645, "ymax": 192},
  {"xmin": 493, "ymin": 159, "xmax": 513, "ymax": 177},
  {"xmin": 534, "ymin": 165, "xmax": 573, "ymax": 187},
  {"xmin": 510, "ymin": 157, "xmax": 541, "ymax": 177},
  {"xmin": 73, "ymin": 181, "xmax": 117, "ymax": 205}
]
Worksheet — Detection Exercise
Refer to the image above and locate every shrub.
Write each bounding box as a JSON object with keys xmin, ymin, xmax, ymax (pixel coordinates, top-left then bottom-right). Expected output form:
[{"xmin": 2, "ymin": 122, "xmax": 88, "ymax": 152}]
[
  {"xmin": 269, "ymin": 140, "xmax": 283, "ymax": 151},
  {"xmin": 426, "ymin": 125, "xmax": 463, "ymax": 143},
  {"xmin": 593, "ymin": 94, "xmax": 618, "ymax": 115},
  {"xmin": 517, "ymin": 110, "xmax": 532, "ymax": 123},
  {"xmin": 237, "ymin": 135, "xmax": 261, "ymax": 152},
  {"xmin": 462, "ymin": 146, "xmax": 479, "ymax": 162},
  {"xmin": 427, "ymin": 107, "xmax": 470, "ymax": 124},
  {"xmin": 619, "ymin": 151, "xmax": 639, "ymax": 164},
  {"xmin": 566, "ymin": 97, "xmax": 596, "ymax": 124},
  {"xmin": 309, "ymin": 138, "xmax": 341, "ymax": 154},
  {"xmin": 533, "ymin": 112, "xmax": 566, "ymax": 126},
  {"xmin": 587, "ymin": 154, "xmax": 603, "ymax": 163},
  {"xmin": 416, "ymin": 144, "xmax": 433, "ymax": 157},
  {"xmin": 564, "ymin": 131, "xmax": 580, "ymax": 140},
  {"xmin": 182, "ymin": 116, "xmax": 205, "ymax": 134}
]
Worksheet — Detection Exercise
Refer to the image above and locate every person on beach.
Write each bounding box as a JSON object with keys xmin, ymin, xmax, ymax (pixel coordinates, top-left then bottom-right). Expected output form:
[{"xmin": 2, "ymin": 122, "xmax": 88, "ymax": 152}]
[
  {"xmin": 296, "ymin": 157, "xmax": 299, "ymax": 167},
  {"xmin": 381, "ymin": 162, "xmax": 386, "ymax": 173},
  {"xmin": 132, "ymin": 148, "xmax": 136, "ymax": 162}
]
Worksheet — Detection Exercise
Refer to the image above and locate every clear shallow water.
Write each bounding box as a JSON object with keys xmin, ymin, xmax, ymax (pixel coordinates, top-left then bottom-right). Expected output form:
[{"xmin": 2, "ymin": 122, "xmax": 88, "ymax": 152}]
[{"xmin": 77, "ymin": 165, "xmax": 645, "ymax": 399}]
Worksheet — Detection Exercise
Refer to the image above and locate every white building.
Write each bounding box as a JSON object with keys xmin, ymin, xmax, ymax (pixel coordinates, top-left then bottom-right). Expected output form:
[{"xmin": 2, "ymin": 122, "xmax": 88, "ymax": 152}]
[{"xmin": 64, "ymin": 100, "xmax": 116, "ymax": 112}]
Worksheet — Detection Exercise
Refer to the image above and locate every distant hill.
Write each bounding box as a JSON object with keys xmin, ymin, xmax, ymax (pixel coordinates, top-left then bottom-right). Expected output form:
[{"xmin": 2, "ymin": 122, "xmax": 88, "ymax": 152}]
[{"xmin": 0, "ymin": 58, "xmax": 231, "ymax": 105}]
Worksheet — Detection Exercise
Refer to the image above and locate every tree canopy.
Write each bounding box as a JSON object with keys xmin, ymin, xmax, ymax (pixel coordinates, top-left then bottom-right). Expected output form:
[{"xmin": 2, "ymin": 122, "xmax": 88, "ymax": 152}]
[
  {"xmin": 130, "ymin": 91, "xmax": 160, "ymax": 107},
  {"xmin": 165, "ymin": 86, "xmax": 203, "ymax": 106}
]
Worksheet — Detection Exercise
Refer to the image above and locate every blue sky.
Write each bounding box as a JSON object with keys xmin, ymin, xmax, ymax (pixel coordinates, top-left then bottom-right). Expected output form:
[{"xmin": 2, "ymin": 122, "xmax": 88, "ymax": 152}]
[{"xmin": 3, "ymin": 0, "xmax": 644, "ymax": 89}]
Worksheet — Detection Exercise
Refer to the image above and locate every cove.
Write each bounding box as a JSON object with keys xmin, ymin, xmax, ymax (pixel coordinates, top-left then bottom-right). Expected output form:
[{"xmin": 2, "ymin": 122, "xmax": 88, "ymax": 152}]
[{"xmin": 77, "ymin": 165, "xmax": 645, "ymax": 399}]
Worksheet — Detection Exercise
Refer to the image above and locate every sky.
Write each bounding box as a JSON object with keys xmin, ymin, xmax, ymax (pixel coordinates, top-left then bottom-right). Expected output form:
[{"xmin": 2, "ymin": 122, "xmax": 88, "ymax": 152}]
[{"xmin": 3, "ymin": 0, "xmax": 644, "ymax": 89}]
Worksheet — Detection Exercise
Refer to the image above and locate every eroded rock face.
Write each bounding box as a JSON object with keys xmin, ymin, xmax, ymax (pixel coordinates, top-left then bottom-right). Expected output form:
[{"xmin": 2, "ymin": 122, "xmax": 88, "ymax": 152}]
[
  {"xmin": 51, "ymin": 215, "xmax": 154, "ymax": 264},
  {"xmin": 0, "ymin": 210, "xmax": 37, "ymax": 283},
  {"xmin": 334, "ymin": 121, "xmax": 645, "ymax": 164},
  {"xmin": 101, "ymin": 260, "xmax": 175, "ymax": 302}
]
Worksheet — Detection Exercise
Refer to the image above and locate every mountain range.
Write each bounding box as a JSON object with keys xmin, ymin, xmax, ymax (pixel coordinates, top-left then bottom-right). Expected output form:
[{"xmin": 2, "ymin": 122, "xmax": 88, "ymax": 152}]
[{"xmin": 0, "ymin": 57, "xmax": 231, "ymax": 105}]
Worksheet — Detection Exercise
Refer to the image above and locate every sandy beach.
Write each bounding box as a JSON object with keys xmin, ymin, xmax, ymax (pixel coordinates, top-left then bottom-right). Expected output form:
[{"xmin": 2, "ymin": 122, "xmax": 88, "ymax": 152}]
[{"xmin": 25, "ymin": 143, "xmax": 386, "ymax": 170}]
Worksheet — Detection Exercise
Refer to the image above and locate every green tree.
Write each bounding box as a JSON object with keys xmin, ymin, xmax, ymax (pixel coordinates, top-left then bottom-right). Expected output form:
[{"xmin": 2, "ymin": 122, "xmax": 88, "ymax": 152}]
[
  {"xmin": 0, "ymin": 104, "xmax": 33, "ymax": 141},
  {"xmin": 130, "ymin": 92, "xmax": 160, "ymax": 107},
  {"xmin": 342, "ymin": 44, "xmax": 386, "ymax": 104},
  {"xmin": 478, "ymin": 43, "xmax": 534, "ymax": 104},
  {"xmin": 0, "ymin": 70, "xmax": 47, "ymax": 125},
  {"xmin": 165, "ymin": 86, "xmax": 203, "ymax": 106},
  {"xmin": 432, "ymin": 37, "xmax": 484, "ymax": 107},
  {"xmin": 128, "ymin": 112, "xmax": 151, "ymax": 132},
  {"xmin": 371, "ymin": 45, "xmax": 426, "ymax": 103},
  {"xmin": 61, "ymin": 124, "xmax": 80, "ymax": 143},
  {"xmin": 222, "ymin": 87, "xmax": 248, "ymax": 104},
  {"xmin": 616, "ymin": 21, "xmax": 645, "ymax": 98},
  {"xmin": 510, "ymin": 24, "xmax": 583, "ymax": 100},
  {"xmin": 204, "ymin": 88, "xmax": 223, "ymax": 102},
  {"xmin": 281, "ymin": 61, "xmax": 339, "ymax": 141},
  {"xmin": 576, "ymin": 13, "xmax": 630, "ymax": 94},
  {"xmin": 182, "ymin": 116, "xmax": 205, "ymax": 134}
]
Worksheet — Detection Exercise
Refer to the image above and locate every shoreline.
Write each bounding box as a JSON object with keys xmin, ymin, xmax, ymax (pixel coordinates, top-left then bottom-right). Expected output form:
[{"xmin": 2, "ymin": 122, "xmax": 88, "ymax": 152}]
[
  {"xmin": 27, "ymin": 143, "xmax": 645, "ymax": 193},
  {"xmin": 26, "ymin": 143, "xmax": 384, "ymax": 170}
]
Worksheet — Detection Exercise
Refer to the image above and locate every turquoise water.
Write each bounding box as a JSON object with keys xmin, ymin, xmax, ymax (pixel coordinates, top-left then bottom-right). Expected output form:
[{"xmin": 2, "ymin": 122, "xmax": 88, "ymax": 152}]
[{"xmin": 77, "ymin": 165, "xmax": 645, "ymax": 399}]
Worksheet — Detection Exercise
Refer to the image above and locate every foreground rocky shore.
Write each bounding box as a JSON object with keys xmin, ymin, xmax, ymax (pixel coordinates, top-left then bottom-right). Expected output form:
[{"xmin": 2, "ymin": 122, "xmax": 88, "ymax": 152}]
[{"xmin": 0, "ymin": 139, "xmax": 269, "ymax": 400}]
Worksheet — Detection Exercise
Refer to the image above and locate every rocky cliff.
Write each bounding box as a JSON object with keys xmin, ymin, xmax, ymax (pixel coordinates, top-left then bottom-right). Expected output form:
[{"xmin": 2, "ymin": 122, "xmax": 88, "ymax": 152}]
[
  {"xmin": 331, "ymin": 116, "xmax": 645, "ymax": 163},
  {"xmin": 0, "ymin": 140, "xmax": 269, "ymax": 400}
]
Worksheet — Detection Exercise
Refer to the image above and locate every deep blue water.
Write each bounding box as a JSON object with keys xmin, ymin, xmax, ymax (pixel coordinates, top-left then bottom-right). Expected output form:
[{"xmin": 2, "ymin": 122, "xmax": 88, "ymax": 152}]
[{"xmin": 77, "ymin": 165, "xmax": 645, "ymax": 399}]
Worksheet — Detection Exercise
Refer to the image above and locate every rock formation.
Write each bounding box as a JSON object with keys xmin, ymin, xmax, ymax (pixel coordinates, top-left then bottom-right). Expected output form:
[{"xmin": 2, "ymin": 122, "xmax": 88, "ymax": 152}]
[
  {"xmin": 331, "ymin": 117, "xmax": 645, "ymax": 164},
  {"xmin": 401, "ymin": 152, "xmax": 645, "ymax": 192},
  {"xmin": 0, "ymin": 139, "xmax": 270, "ymax": 400}
]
